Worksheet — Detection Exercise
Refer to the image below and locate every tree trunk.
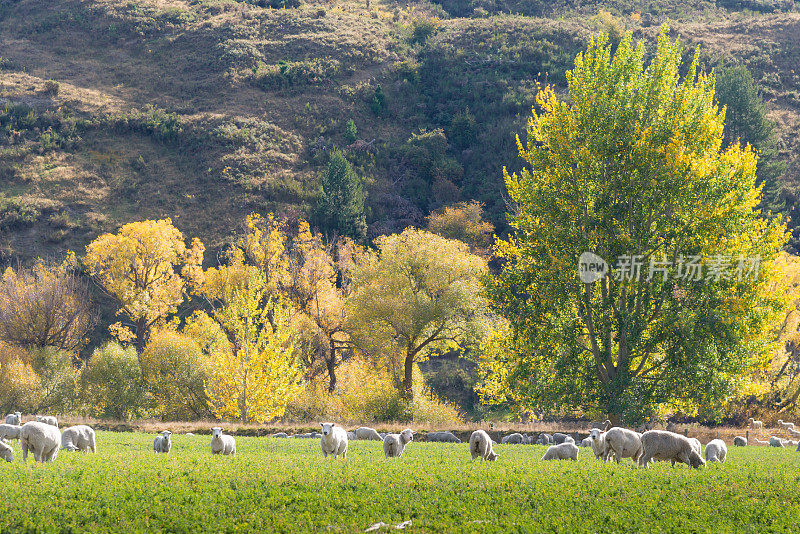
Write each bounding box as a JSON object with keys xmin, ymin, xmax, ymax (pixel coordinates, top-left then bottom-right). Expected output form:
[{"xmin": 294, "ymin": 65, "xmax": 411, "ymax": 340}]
[
  {"xmin": 135, "ymin": 317, "xmax": 147, "ymax": 354},
  {"xmin": 326, "ymin": 339, "xmax": 337, "ymax": 393},
  {"xmin": 608, "ymin": 413, "xmax": 621, "ymax": 427},
  {"xmin": 240, "ymin": 368, "xmax": 248, "ymax": 424},
  {"xmin": 402, "ymin": 348, "xmax": 414, "ymax": 401}
]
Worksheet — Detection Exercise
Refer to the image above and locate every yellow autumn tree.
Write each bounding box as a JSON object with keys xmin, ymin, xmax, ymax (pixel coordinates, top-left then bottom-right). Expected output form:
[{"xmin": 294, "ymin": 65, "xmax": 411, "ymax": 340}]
[{"xmin": 84, "ymin": 219, "xmax": 204, "ymax": 353}]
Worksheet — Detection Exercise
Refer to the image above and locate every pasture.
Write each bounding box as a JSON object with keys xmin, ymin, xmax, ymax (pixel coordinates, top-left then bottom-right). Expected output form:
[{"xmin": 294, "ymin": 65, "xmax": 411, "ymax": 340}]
[{"xmin": 2, "ymin": 431, "xmax": 800, "ymax": 533}]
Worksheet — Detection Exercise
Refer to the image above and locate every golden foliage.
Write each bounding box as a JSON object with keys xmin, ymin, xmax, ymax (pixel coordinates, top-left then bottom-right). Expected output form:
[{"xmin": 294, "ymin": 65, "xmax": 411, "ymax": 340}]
[{"xmin": 0, "ymin": 342, "xmax": 41, "ymax": 413}]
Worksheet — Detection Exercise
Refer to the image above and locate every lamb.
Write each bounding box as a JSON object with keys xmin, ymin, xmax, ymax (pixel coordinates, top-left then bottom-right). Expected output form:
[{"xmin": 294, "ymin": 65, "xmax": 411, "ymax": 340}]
[
  {"xmin": 603, "ymin": 427, "xmax": 643, "ymax": 464},
  {"xmin": 0, "ymin": 439, "xmax": 12, "ymax": 462},
  {"xmin": 469, "ymin": 430, "xmax": 498, "ymax": 461},
  {"xmin": 20, "ymin": 421, "xmax": 61, "ymax": 463},
  {"xmin": 355, "ymin": 427, "xmax": 383, "ymax": 441},
  {"xmin": 535, "ymin": 433, "xmax": 553, "ymax": 445},
  {"xmin": 777, "ymin": 419, "xmax": 795, "ymax": 431},
  {"xmin": 552, "ymin": 433, "xmax": 572, "ymax": 445},
  {"xmin": 733, "ymin": 436, "xmax": 747, "ymax": 447},
  {"xmin": 769, "ymin": 436, "xmax": 785, "ymax": 448},
  {"xmin": 5, "ymin": 412, "xmax": 21, "ymax": 425},
  {"xmin": 541, "ymin": 442, "xmax": 579, "ymax": 461},
  {"xmin": 704, "ymin": 439, "xmax": 727, "ymax": 464},
  {"xmin": 748, "ymin": 418, "xmax": 763, "ymax": 431},
  {"xmin": 61, "ymin": 425, "xmax": 96, "ymax": 453},
  {"xmin": 0, "ymin": 423, "xmax": 21, "ymax": 441},
  {"xmin": 383, "ymin": 429, "xmax": 414, "ymax": 458},
  {"xmin": 153, "ymin": 431, "xmax": 172, "ymax": 453},
  {"xmin": 638, "ymin": 430, "xmax": 705, "ymax": 469},
  {"xmin": 36, "ymin": 415, "xmax": 58, "ymax": 428},
  {"xmin": 500, "ymin": 433, "xmax": 526, "ymax": 444},
  {"xmin": 210, "ymin": 427, "xmax": 236, "ymax": 456},
  {"xmin": 320, "ymin": 423, "xmax": 348, "ymax": 458},
  {"xmin": 425, "ymin": 431, "xmax": 461, "ymax": 443}
]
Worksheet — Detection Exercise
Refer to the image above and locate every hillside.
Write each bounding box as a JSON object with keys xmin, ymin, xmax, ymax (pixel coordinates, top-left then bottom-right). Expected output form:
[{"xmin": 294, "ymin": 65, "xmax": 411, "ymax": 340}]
[{"xmin": 1, "ymin": 0, "xmax": 800, "ymax": 262}]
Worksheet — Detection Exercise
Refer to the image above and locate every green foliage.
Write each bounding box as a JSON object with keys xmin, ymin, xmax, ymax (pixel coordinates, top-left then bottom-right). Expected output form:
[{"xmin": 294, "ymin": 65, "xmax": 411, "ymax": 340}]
[
  {"xmin": 109, "ymin": 105, "xmax": 183, "ymax": 144},
  {"xmin": 344, "ymin": 118, "xmax": 358, "ymax": 145},
  {"xmin": 43, "ymin": 80, "xmax": 60, "ymax": 96},
  {"xmin": 396, "ymin": 129, "xmax": 463, "ymax": 212},
  {"xmin": 447, "ymin": 108, "xmax": 477, "ymax": 150},
  {"xmin": 80, "ymin": 342, "xmax": 149, "ymax": 420},
  {"xmin": 483, "ymin": 30, "xmax": 788, "ymax": 423},
  {"xmin": 370, "ymin": 84, "xmax": 387, "ymax": 116},
  {"xmin": 0, "ymin": 195, "xmax": 41, "ymax": 229},
  {"xmin": 409, "ymin": 16, "xmax": 440, "ymax": 45},
  {"xmin": 251, "ymin": 59, "xmax": 341, "ymax": 90},
  {"xmin": 316, "ymin": 150, "xmax": 366, "ymax": 239}
]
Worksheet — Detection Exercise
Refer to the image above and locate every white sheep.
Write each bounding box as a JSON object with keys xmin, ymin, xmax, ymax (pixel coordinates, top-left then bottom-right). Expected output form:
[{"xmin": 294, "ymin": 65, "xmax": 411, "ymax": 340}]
[
  {"xmin": 0, "ymin": 423, "xmax": 21, "ymax": 441},
  {"xmin": 777, "ymin": 419, "xmax": 795, "ymax": 431},
  {"xmin": 320, "ymin": 423, "xmax": 348, "ymax": 458},
  {"xmin": 469, "ymin": 430, "xmax": 498, "ymax": 461},
  {"xmin": 20, "ymin": 421, "xmax": 61, "ymax": 463},
  {"xmin": 552, "ymin": 432, "xmax": 572, "ymax": 445},
  {"xmin": 588, "ymin": 428, "xmax": 607, "ymax": 460},
  {"xmin": 153, "ymin": 431, "xmax": 173, "ymax": 453},
  {"xmin": 689, "ymin": 437, "xmax": 701, "ymax": 455},
  {"xmin": 346, "ymin": 431, "xmax": 356, "ymax": 440},
  {"xmin": 733, "ymin": 436, "xmax": 747, "ymax": 447},
  {"xmin": 603, "ymin": 427, "xmax": 643, "ymax": 464},
  {"xmin": 383, "ymin": 429, "xmax": 414, "ymax": 458},
  {"xmin": 500, "ymin": 433, "xmax": 526, "ymax": 444},
  {"xmin": 638, "ymin": 430, "xmax": 705, "ymax": 469},
  {"xmin": 535, "ymin": 433, "xmax": 553, "ymax": 445},
  {"xmin": 272, "ymin": 432, "xmax": 289, "ymax": 438},
  {"xmin": 752, "ymin": 437, "xmax": 769, "ymax": 445},
  {"xmin": 704, "ymin": 439, "xmax": 727, "ymax": 464},
  {"xmin": 541, "ymin": 442, "xmax": 579, "ymax": 461},
  {"xmin": 61, "ymin": 425, "xmax": 96, "ymax": 453},
  {"xmin": 36, "ymin": 415, "xmax": 58, "ymax": 428},
  {"xmin": 4, "ymin": 412, "xmax": 21, "ymax": 425},
  {"xmin": 769, "ymin": 436, "xmax": 785, "ymax": 448},
  {"xmin": 426, "ymin": 431, "xmax": 461, "ymax": 443},
  {"xmin": 0, "ymin": 439, "xmax": 12, "ymax": 462},
  {"xmin": 354, "ymin": 427, "xmax": 383, "ymax": 441},
  {"xmin": 210, "ymin": 427, "xmax": 236, "ymax": 455},
  {"xmin": 580, "ymin": 437, "xmax": 594, "ymax": 448},
  {"xmin": 748, "ymin": 418, "xmax": 763, "ymax": 431}
]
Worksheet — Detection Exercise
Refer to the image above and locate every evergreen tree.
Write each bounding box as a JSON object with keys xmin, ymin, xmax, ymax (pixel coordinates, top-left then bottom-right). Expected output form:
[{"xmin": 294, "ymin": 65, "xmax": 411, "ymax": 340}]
[{"xmin": 316, "ymin": 150, "xmax": 366, "ymax": 239}]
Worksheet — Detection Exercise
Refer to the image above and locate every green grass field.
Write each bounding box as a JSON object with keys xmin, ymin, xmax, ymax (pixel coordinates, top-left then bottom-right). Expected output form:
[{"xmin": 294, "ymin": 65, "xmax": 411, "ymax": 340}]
[{"xmin": 2, "ymin": 431, "xmax": 800, "ymax": 533}]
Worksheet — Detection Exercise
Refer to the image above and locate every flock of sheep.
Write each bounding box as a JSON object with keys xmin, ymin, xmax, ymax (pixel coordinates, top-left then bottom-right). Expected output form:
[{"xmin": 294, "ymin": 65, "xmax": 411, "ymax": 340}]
[{"xmin": 3, "ymin": 411, "xmax": 800, "ymax": 469}]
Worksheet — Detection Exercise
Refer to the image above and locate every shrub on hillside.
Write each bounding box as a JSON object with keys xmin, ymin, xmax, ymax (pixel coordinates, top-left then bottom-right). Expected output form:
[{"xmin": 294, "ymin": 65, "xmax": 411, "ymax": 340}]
[{"xmin": 80, "ymin": 342, "xmax": 150, "ymax": 420}]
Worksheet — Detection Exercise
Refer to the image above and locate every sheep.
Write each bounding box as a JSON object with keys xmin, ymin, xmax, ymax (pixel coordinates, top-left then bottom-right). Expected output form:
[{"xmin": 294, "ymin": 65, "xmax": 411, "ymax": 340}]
[
  {"xmin": 688, "ymin": 437, "xmax": 701, "ymax": 455},
  {"xmin": 20, "ymin": 421, "xmax": 61, "ymax": 463},
  {"xmin": 787, "ymin": 440, "xmax": 799, "ymax": 447},
  {"xmin": 590, "ymin": 419, "xmax": 611, "ymax": 430},
  {"xmin": 752, "ymin": 437, "xmax": 769, "ymax": 445},
  {"xmin": 777, "ymin": 419, "xmax": 795, "ymax": 431},
  {"xmin": 788, "ymin": 427, "xmax": 800, "ymax": 438},
  {"xmin": 320, "ymin": 423, "xmax": 348, "ymax": 459},
  {"xmin": 61, "ymin": 425, "xmax": 96, "ymax": 453},
  {"xmin": 733, "ymin": 436, "xmax": 747, "ymax": 447},
  {"xmin": 704, "ymin": 439, "xmax": 727, "ymax": 464},
  {"xmin": 638, "ymin": 430, "xmax": 705, "ymax": 469},
  {"xmin": 541, "ymin": 442, "xmax": 579, "ymax": 461},
  {"xmin": 0, "ymin": 423, "xmax": 21, "ymax": 441},
  {"xmin": 580, "ymin": 437, "xmax": 594, "ymax": 448},
  {"xmin": 0, "ymin": 439, "xmax": 12, "ymax": 462},
  {"xmin": 588, "ymin": 429, "xmax": 607, "ymax": 460},
  {"xmin": 603, "ymin": 427, "xmax": 643, "ymax": 464},
  {"xmin": 5, "ymin": 412, "xmax": 21, "ymax": 425},
  {"xmin": 36, "ymin": 415, "xmax": 58, "ymax": 428},
  {"xmin": 355, "ymin": 427, "xmax": 383, "ymax": 441},
  {"xmin": 500, "ymin": 433, "xmax": 526, "ymax": 444},
  {"xmin": 665, "ymin": 422, "xmax": 678, "ymax": 433},
  {"xmin": 383, "ymin": 429, "xmax": 414, "ymax": 458},
  {"xmin": 271, "ymin": 432, "xmax": 289, "ymax": 438},
  {"xmin": 535, "ymin": 433, "xmax": 553, "ymax": 445},
  {"xmin": 469, "ymin": 430, "xmax": 498, "ymax": 461},
  {"xmin": 210, "ymin": 427, "xmax": 236, "ymax": 456},
  {"xmin": 552, "ymin": 433, "xmax": 572, "ymax": 445},
  {"xmin": 153, "ymin": 431, "xmax": 172, "ymax": 453},
  {"xmin": 290, "ymin": 433, "xmax": 314, "ymax": 439},
  {"xmin": 426, "ymin": 431, "xmax": 461, "ymax": 443},
  {"xmin": 796, "ymin": 441, "xmax": 800, "ymax": 452},
  {"xmin": 748, "ymin": 418, "xmax": 763, "ymax": 431},
  {"xmin": 346, "ymin": 431, "xmax": 357, "ymax": 440},
  {"xmin": 769, "ymin": 436, "xmax": 785, "ymax": 448}
]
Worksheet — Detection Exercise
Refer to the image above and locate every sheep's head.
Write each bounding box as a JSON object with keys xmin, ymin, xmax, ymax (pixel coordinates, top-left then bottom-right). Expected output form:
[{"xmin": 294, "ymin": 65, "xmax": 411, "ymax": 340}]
[
  {"xmin": 62, "ymin": 444, "xmax": 79, "ymax": 452},
  {"xmin": 486, "ymin": 451, "xmax": 499, "ymax": 461},
  {"xmin": 162, "ymin": 431, "xmax": 172, "ymax": 440},
  {"xmin": 400, "ymin": 429, "xmax": 414, "ymax": 443},
  {"xmin": 688, "ymin": 450, "xmax": 706, "ymax": 469},
  {"xmin": 321, "ymin": 423, "xmax": 334, "ymax": 436},
  {"xmin": 211, "ymin": 427, "xmax": 223, "ymax": 438}
]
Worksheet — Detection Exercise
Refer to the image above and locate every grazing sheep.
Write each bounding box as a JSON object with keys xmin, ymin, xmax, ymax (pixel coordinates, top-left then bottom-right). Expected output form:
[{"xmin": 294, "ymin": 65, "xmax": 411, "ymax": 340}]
[
  {"xmin": 5, "ymin": 412, "xmax": 21, "ymax": 425},
  {"xmin": 272, "ymin": 432, "xmax": 289, "ymax": 438},
  {"xmin": 590, "ymin": 419, "xmax": 611, "ymax": 430},
  {"xmin": 752, "ymin": 437, "xmax": 769, "ymax": 445},
  {"xmin": 748, "ymin": 418, "xmax": 763, "ymax": 431},
  {"xmin": 36, "ymin": 415, "xmax": 58, "ymax": 428},
  {"xmin": 20, "ymin": 421, "xmax": 61, "ymax": 463},
  {"xmin": 320, "ymin": 423, "xmax": 348, "ymax": 458},
  {"xmin": 769, "ymin": 436, "xmax": 785, "ymax": 448},
  {"xmin": 704, "ymin": 439, "xmax": 727, "ymax": 464},
  {"xmin": 638, "ymin": 430, "xmax": 705, "ymax": 469},
  {"xmin": 383, "ymin": 429, "xmax": 414, "ymax": 458},
  {"xmin": 541, "ymin": 442, "xmax": 579, "ymax": 461},
  {"xmin": 0, "ymin": 439, "xmax": 12, "ymax": 462},
  {"xmin": 346, "ymin": 431, "xmax": 357, "ymax": 440},
  {"xmin": 777, "ymin": 419, "xmax": 795, "ymax": 431},
  {"xmin": 535, "ymin": 433, "xmax": 553, "ymax": 445},
  {"xmin": 603, "ymin": 427, "xmax": 643, "ymax": 464},
  {"xmin": 210, "ymin": 427, "xmax": 236, "ymax": 456},
  {"xmin": 469, "ymin": 430, "xmax": 498, "ymax": 461},
  {"xmin": 501, "ymin": 433, "xmax": 526, "ymax": 444},
  {"xmin": 733, "ymin": 436, "xmax": 747, "ymax": 447},
  {"xmin": 688, "ymin": 438, "xmax": 701, "ymax": 455},
  {"xmin": 355, "ymin": 427, "xmax": 383, "ymax": 441},
  {"xmin": 153, "ymin": 431, "xmax": 172, "ymax": 453},
  {"xmin": 552, "ymin": 433, "xmax": 571, "ymax": 445},
  {"xmin": 426, "ymin": 431, "xmax": 461, "ymax": 443},
  {"xmin": 290, "ymin": 433, "xmax": 314, "ymax": 439},
  {"xmin": 580, "ymin": 437, "xmax": 594, "ymax": 448},
  {"xmin": 61, "ymin": 425, "xmax": 96, "ymax": 453},
  {"xmin": 0, "ymin": 423, "xmax": 21, "ymax": 441}
]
